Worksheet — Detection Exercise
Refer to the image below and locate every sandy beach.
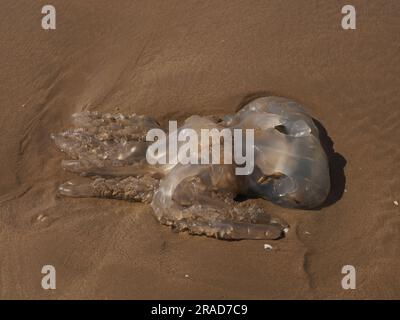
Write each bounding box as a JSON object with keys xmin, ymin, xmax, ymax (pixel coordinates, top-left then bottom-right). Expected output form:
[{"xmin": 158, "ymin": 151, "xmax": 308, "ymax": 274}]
[{"xmin": 0, "ymin": 0, "xmax": 399, "ymax": 299}]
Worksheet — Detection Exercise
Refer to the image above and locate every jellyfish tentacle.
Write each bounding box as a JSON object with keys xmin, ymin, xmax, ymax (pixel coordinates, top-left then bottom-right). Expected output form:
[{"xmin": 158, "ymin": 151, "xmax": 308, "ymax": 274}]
[
  {"xmin": 58, "ymin": 175, "xmax": 159, "ymax": 203},
  {"xmin": 60, "ymin": 159, "xmax": 163, "ymax": 177},
  {"xmin": 53, "ymin": 111, "xmax": 162, "ymax": 202},
  {"xmin": 151, "ymin": 163, "xmax": 288, "ymax": 240},
  {"xmin": 51, "ymin": 111, "xmax": 160, "ymax": 170},
  {"xmin": 168, "ymin": 218, "xmax": 284, "ymax": 240}
]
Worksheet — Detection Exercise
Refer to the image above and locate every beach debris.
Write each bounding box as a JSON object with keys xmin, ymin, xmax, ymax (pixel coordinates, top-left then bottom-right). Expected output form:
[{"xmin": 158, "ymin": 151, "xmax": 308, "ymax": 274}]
[
  {"xmin": 36, "ymin": 214, "xmax": 48, "ymax": 222},
  {"xmin": 283, "ymin": 227, "xmax": 290, "ymax": 234},
  {"xmin": 394, "ymin": 200, "xmax": 399, "ymax": 206},
  {"xmin": 52, "ymin": 96, "xmax": 331, "ymax": 240},
  {"xmin": 264, "ymin": 244, "xmax": 273, "ymax": 250}
]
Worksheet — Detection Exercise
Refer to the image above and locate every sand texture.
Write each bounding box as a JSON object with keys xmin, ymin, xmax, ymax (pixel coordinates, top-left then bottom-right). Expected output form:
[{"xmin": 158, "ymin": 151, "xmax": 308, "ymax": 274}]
[{"xmin": 0, "ymin": 0, "xmax": 399, "ymax": 299}]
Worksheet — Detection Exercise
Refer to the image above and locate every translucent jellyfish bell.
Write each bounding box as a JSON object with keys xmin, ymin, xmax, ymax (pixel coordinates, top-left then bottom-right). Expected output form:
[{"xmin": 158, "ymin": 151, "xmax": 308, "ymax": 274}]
[{"xmin": 234, "ymin": 97, "xmax": 330, "ymax": 208}]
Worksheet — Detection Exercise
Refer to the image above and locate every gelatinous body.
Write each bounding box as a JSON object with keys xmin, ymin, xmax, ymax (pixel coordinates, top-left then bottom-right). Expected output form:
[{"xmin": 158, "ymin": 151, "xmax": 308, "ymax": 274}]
[
  {"xmin": 228, "ymin": 97, "xmax": 330, "ymax": 208},
  {"xmin": 52, "ymin": 97, "xmax": 330, "ymax": 240}
]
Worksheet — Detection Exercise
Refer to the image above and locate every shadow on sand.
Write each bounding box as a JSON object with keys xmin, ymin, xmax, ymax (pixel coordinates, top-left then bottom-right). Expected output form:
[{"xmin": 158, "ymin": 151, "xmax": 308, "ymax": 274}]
[{"xmin": 313, "ymin": 118, "xmax": 346, "ymax": 209}]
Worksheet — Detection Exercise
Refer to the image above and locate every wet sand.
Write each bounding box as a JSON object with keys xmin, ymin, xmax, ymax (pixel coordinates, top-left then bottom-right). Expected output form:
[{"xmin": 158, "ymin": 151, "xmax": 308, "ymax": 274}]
[{"xmin": 0, "ymin": 0, "xmax": 399, "ymax": 299}]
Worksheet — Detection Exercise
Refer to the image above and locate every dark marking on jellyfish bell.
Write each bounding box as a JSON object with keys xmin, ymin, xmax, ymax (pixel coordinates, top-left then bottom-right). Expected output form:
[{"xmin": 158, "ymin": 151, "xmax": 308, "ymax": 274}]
[
  {"xmin": 257, "ymin": 172, "xmax": 286, "ymax": 185},
  {"xmin": 274, "ymin": 125, "xmax": 288, "ymax": 135}
]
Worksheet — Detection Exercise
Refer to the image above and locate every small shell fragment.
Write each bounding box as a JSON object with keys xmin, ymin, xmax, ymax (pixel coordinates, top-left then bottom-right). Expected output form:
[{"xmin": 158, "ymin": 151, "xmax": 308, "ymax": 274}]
[{"xmin": 283, "ymin": 227, "xmax": 290, "ymax": 234}]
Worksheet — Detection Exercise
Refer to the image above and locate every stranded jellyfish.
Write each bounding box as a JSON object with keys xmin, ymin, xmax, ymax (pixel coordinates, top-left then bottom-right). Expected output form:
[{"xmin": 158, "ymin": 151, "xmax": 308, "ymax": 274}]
[{"xmin": 52, "ymin": 96, "xmax": 330, "ymax": 240}]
